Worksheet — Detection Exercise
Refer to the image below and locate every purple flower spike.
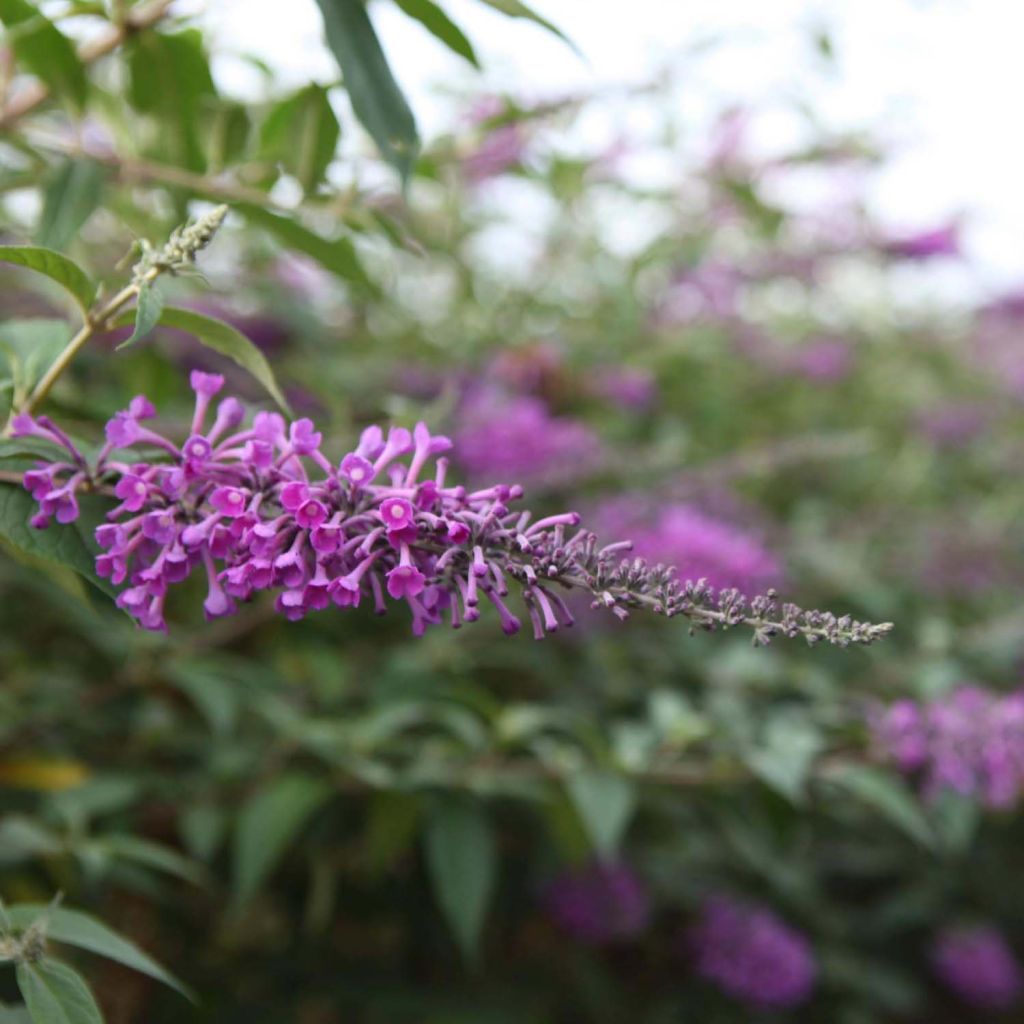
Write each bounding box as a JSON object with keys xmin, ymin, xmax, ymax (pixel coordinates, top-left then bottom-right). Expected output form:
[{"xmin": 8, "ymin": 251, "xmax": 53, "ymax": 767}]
[
  {"xmin": 932, "ymin": 926, "xmax": 1023, "ymax": 1010},
  {"xmin": 544, "ymin": 861, "xmax": 651, "ymax": 945}
]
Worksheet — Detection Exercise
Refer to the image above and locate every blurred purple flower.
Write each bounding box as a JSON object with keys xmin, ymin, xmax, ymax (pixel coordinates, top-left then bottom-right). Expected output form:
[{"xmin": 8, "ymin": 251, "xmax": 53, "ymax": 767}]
[
  {"xmin": 453, "ymin": 388, "xmax": 602, "ymax": 487},
  {"xmin": 688, "ymin": 895, "xmax": 816, "ymax": 1009},
  {"xmin": 653, "ymin": 261, "xmax": 742, "ymax": 326},
  {"xmin": 544, "ymin": 861, "xmax": 651, "ymax": 945},
  {"xmin": 462, "ymin": 123, "xmax": 527, "ymax": 183},
  {"xmin": 590, "ymin": 366, "xmax": 657, "ymax": 410},
  {"xmin": 871, "ymin": 686, "xmax": 1024, "ymax": 808},
  {"xmin": 883, "ymin": 222, "xmax": 961, "ymax": 260},
  {"xmin": 790, "ymin": 337, "xmax": 854, "ymax": 383},
  {"xmin": 594, "ymin": 498, "xmax": 781, "ymax": 594},
  {"xmin": 932, "ymin": 926, "xmax": 1023, "ymax": 1010},
  {"xmin": 274, "ymin": 253, "xmax": 334, "ymax": 302},
  {"xmin": 917, "ymin": 403, "xmax": 989, "ymax": 448}
]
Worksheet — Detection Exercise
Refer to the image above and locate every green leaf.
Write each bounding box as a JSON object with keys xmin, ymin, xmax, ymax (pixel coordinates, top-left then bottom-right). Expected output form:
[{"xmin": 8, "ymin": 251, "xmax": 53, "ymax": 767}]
[
  {"xmin": 312, "ymin": 0, "xmax": 420, "ymax": 181},
  {"xmin": 15, "ymin": 960, "xmax": 102, "ymax": 1024},
  {"xmin": 116, "ymin": 283, "xmax": 164, "ymax": 350},
  {"xmin": 0, "ymin": 486, "xmax": 117, "ymax": 601},
  {"xmin": 475, "ymin": 0, "xmax": 578, "ymax": 54},
  {"xmin": 110, "ymin": 306, "xmax": 289, "ymax": 412},
  {"xmin": 5, "ymin": 905, "xmax": 191, "ymax": 1000},
  {"xmin": 36, "ymin": 160, "xmax": 106, "ymax": 252},
  {"xmin": 126, "ymin": 30, "xmax": 216, "ymax": 173},
  {"xmin": 259, "ymin": 85, "xmax": 341, "ymax": 195},
  {"xmin": 821, "ymin": 763, "xmax": 934, "ymax": 848},
  {"xmin": 0, "ymin": 249, "xmax": 95, "ymax": 315},
  {"xmin": 206, "ymin": 101, "xmax": 252, "ymax": 172},
  {"xmin": 232, "ymin": 773, "xmax": 332, "ymax": 904},
  {"xmin": 0, "ymin": 0, "xmax": 87, "ymax": 111},
  {"xmin": 99, "ymin": 835, "xmax": 206, "ymax": 885},
  {"xmin": 0, "ymin": 319, "xmax": 69, "ymax": 405},
  {"xmin": 744, "ymin": 714, "xmax": 823, "ymax": 803},
  {"xmin": 424, "ymin": 797, "xmax": 495, "ymax": 962},
  {"xmin": 565, "ymin": 771, "xmax": 635, "ymax": 858},
  {"xmin": 392, "ymin": 0, "xmax": 479, "ymax": 67},
  {"xmin": 0, "ymin": 1001, "xmax": 31, "ymax": 1024},
  {"xmin": 237, "ymin": 203, "xmax": 373, "ymax": 291}
]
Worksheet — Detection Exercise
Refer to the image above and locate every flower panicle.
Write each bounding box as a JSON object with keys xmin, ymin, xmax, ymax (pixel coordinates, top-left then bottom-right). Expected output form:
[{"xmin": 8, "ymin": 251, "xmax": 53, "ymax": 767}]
[{"xmin": 12, "ymin": 375, "xmax": 893, "ymax": 647}]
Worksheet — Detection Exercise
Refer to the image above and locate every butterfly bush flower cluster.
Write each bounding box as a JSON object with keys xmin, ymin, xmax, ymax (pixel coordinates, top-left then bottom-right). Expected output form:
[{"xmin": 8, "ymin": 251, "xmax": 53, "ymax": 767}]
[
  {"xmin": 12, "ymin": 372, "xmax": 892, "ymax": 645},
  {"xmin": 870, "ymin": 686, "xmax": 1024, "ymax": 808},
  {"xmin": 931, "ymin": 926, "xmax": 1023, "ymax": 1010},
  {"xmin": 543, "ymin": 861, "xmax": 651, "ymax": 945},
  {"xmin": 687, "ymin": 895, "xmax": 816, "ymax": 1009}
]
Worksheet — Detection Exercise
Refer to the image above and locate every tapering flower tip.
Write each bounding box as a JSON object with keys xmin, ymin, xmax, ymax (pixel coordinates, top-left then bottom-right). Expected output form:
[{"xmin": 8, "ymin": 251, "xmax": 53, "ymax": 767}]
[
  {"xmin": 446, "ymin": 520, "xmax": 471, "ymax": 544},
  {"xmin": 386, "ymin": 425, "xmax": 413, "ymax": 453},
  {"xmin": 932, "ymin": 926, "xmax": 1023, "ymax": 1009},
  {"xmin": 544, "ymin": 861, "xmax": 651, "ymax": 945},
  {"xmin": 128, "ymin": 395, "xmax": 157, "ymax": 420},
  {"xmin": 183, "ymin": 435, "xmax": 212, "ymax": 463},
  {"xmin": 296, "ymin": 498, "xmax": 327, "ymax": 530},
  {"xmin": 213, "ymin": 396, "xmax": 245, "ymax": 431},
  {"xmin": 9, "ymin": 413, "xmax": 39, "ymax": 438},
  {"xmin": 210, "ymin": 486, "xmax": 248, "ymax": 517},
  {"xmin": 279, "ymin": 481, "xmax": 309, "ymax": 511},
  {"xmin": 253, "ymin": 411, "xmax": 286, "ymax": 443},
  {"xmin": 386, "ymin": 564, "xmax": 426, "ymax": 599},
  {"xmin": 380, "ymin": 497, "xmax": 415, "ymax": 531},
  {"xmin": 339, "ymin": 452, "xmax": 374, "ymax": 487},
  {"xmin": 356, "ymin": 425, "xmax": 385, "ymax": 459},
  {"xmin": 689, "ymin": 896, "xmax": 816, "ymax": 1009},
  {"xmin": 289, "ymin": 417, "xmax": 322, "ymax": 454},
  {"xmin": 190, "ymin": 371, "xmax": 225, "ymax": 397},
  {"xmin": 414, "ymin": 420, "xmax": 453, "ymax": 455},
  {"xmin": 105, "ymin": 411, "xmax": 142, "ymax": 448},
  {"xmin": 114, "ymin": 474, "xmax": 150, "ymax": 512}
]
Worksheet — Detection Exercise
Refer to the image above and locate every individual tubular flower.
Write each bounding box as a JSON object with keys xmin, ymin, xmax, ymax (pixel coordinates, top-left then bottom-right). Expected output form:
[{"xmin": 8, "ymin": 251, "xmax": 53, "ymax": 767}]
[
  {"xmin": 687, "ymin": 895, "xmax": 816, "ymax": 1010},
  {"xmin": 15, "ymin": 374, "xmax": 892, "ymax": 647},
  {"xmin": 543, "ymin": 861, "xmax": 651, "ymax": 945},
  {"xmin": 931, "ymin": 926, "xmax": 1023, "ymax": 1010},
  {"xmin": 870, "ymin": 686, "xmax": 1024, "ymax": 808}
]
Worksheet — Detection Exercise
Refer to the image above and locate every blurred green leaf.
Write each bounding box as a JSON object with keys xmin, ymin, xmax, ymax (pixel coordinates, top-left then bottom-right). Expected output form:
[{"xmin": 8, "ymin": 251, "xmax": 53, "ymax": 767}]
[
  {"xmin": 393, "ymin": 0, "xmax": 480, "ymax": 68},
  {"xmin": 313, "ymin": 0, "xmax": 420, "ymax": 181},
  {"xmin": 0, "ymin": 816, "xmax": 63, "ymax": 865},
  {"xmin": 179, "ymin": 804, "xmax": 227, "ymax": 863},
  {"xmin": 475, "ymin": 0, "xmax": 578, "ymax": 54},
  {"xmin": 822, "ymin": 763, "xmax": 934, "ymax": 849},
  {"xmin": 425, "ymin": 796, "xmax": 495, "ymax": 961},
  {"xmin": 116, "ymin": 283, "xmax": 164, "ymax": 350},
  {"xmin": 35, "ymin": 160, "xmax": 106, "ymax": 253},
  {"xmin": 259, "ymin": 84, "xmax": 341, "ymax": 195},
  {"xmin": 0, "ymin": 0, "xmax": 87, "ymax": 111},
  {"xmin": 0, "ymin": 1002, "xmax": 30, "ymax": 1024},
  {"xmin": 99, "ymin": 835, "xmax": 206, "ymax": 886},
  {"xmin": 0, "ymin": 249, "xmax": 95, "ymax": 315},
  {"xmin": 111, "ymin": 306, "xmax": 289, "ymax": 412},
  {"xmin": 566, "ymin": 771, "xmax": 635, "ymax": 858},
  {"xmin": 0, "ymin": 319, "xmax": 68, "ymax": 405},
  {"xmin": 126, "ymin": 29, "xmax": 216, "ymax": 172},
  {"xmin": 5, "ymin": 905, "xmax": 191, "ymax": 999},
  {"xmin": 206, "ymin": 100, "xmax": 252, "ymax": 171},
  {"xmin": 744, "ymin": 713, "xmax": 823, "ymax": 803},
  {"xmin": 232, "ymin": 773, "xmax": 333, "ymax": 904},
  {"xmin": 238, "ymin": 203, "xmax": 374, "ymax": 291},
  {"xmin": 15, "ymin": 960, "xmax": 102, "ymax": 1024}
]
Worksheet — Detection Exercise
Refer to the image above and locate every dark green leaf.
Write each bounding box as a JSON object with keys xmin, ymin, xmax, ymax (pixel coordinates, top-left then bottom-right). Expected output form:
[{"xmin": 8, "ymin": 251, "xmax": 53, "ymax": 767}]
[
  {"xmin": 424, "ymin": 797, "xmax": 495, "ymax": 962},
  {"xmin": 232, "ymin": 773, "xmax": 332, "ymax": 904},
  {"xmin": 238, "ymin": 203, "xmax": 373, "ymax": 292},
  {"xmin": 116, "ymin": 283, "xmax": 164, "ymax": 350},
  {"xmin": 36, "ymin": 160, "xmax": 105, "ymax": 252},
  {"xmin": 0, "ymin": 319, "xmax": 69, "ymax": 404},
  {"xmin": 475, "ymin": 0, "xmax": 578, "ymax": 54},
  {"xmin": 126, "ymin": 30, "xmax": 216, "ymax": 173},
  {"xmin": 110, "ymin": 306, "xmax": 289, "ymax": 412},
  {"xmin": 821, "ymin": 763, "xmax": 934, "ymax": 848},
  {"xmin": 100, "ymin": 835, "xmax": 206, "ymax": 885},
  {"xmin": 744, "ymin": 714, "xmax": 823, "ymax": 803},
  {"xmin": 565, "ymin": 771, "xmax": 635, "ymax": 857},
  {"xmin": 15, "ymin": 960, "xmax": 101, "ymax": 1024},
  {"xmin": 392, "ymin": 0, "xmax": 479, "ymax": 67},
  {"xmin": 259, "ymin": 85, "xmax": 341, "ymax": 195},
  {"xmin": 5, "ymin": 905, "xmax": 191, "ymax": 999},
  {"xmin": 0, "ymin": 486, "xmax": 117, "ymax": 600},
  {"xmin": 312, "ymin": 0, "xmax": 420, "ymax": 180},
  {"xmin": 0, "ymin": 0, "xmax": 87, "ymax": 111},
  {"xmin": 0, "ymin": 1001, "xmax": 31, "ymax": 1024},
  {"xmin": 0, "ymin": 249, "xmax": 95, "ymax": 315},
  {"xmin": 206, "ymin": 101, "xmax": 252, "ymax": 171}
]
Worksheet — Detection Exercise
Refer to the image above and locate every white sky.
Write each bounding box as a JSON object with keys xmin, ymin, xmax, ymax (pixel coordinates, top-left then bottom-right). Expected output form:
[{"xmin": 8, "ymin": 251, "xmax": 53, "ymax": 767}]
[{"xmin": 199, "ymin": 0, "xmax": 1024, "ymax": 291}]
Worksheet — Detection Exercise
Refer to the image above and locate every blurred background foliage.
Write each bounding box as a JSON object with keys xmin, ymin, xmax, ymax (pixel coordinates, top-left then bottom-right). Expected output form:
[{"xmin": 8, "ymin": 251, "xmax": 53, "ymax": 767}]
[{"xmin": 1, "ymin": 1, "xmax": 1024, "ymax": 1021}]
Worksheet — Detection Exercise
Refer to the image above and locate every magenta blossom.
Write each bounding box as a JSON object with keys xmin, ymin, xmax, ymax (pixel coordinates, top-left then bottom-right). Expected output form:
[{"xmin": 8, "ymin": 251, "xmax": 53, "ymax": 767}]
[
  {"xmin": 543, "ymin": 861, "xmax": 651, "ymax": 945},
  {"xmin": 932, "ymin": 926, "xmax": 1023, "ymax": 1010}
]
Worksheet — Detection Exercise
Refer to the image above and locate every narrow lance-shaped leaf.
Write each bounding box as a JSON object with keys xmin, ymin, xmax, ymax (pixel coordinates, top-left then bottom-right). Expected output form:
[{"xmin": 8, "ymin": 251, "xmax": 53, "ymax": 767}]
[
  {"xmin": 232, "ymin": 773, "xmax": 333, "ymax": 904},
  {"xmin": 424, "ymin": 797, "xmax": 496, "ymax": 962},
  {"xmin": 4, "ymin": 905, "xmax": 192, "ymax": 1000},
  {"xmin": 111, "ymin": 306, "xmax": 290, "ymax": 413},
  {"xmin": 259, "ymin": 85, "xmax": 340, "ymax": 195},
  {"xmin": 0, "ymin": 0, "xmax": 88, "ymax": 111},
  {"xmin": 392, "ymin": 0, "xmax": 480, "ymax": 68},
  {"xmin": 0, "ymin": 248, "xmax": 95, "ymax": 316},
  {"xmin": 15, "ymin": 960, "xmax": 102, "ymax": 1024},
  {"xmin": 566, "ymin": 770, "xmax": 635, "ymax": 858},
  {"xmin": 313, "ymin": 0, "xmax": 420, "ymax": 181},
  {"xmin": 475, "ymin": 0, "xmax": 579, "ymax": 55},
  {"xmin": 117, "ymin": 283, "xmax": 164, "ymax": 350},
  {"xmin": 36, "ymin": 159, "xmax": 106, "ymax": 253}
]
